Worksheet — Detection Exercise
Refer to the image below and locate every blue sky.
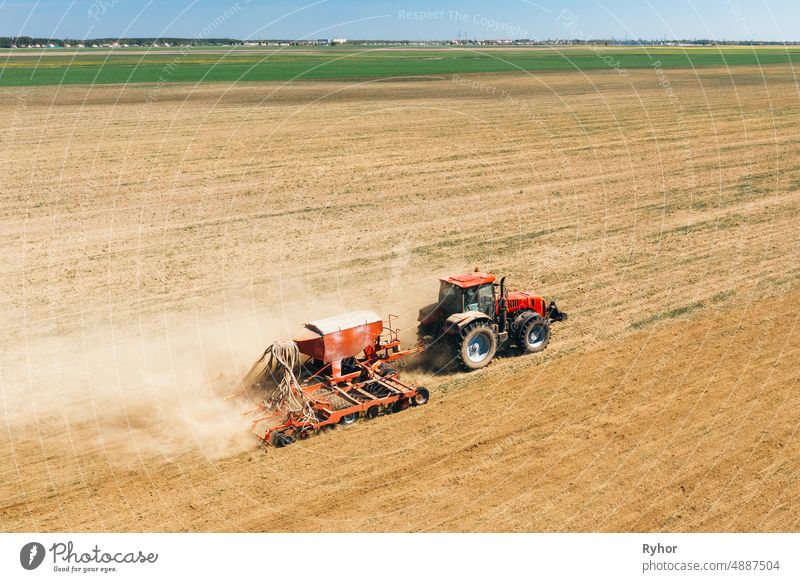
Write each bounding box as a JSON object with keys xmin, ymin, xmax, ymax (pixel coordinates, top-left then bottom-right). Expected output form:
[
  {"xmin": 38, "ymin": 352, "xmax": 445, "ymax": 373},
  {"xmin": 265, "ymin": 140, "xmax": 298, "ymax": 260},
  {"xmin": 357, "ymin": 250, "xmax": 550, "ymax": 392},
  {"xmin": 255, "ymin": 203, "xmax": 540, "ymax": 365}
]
[{"xmin": 2, "ymin": 0, "xmax": 798, "ymax": 41}]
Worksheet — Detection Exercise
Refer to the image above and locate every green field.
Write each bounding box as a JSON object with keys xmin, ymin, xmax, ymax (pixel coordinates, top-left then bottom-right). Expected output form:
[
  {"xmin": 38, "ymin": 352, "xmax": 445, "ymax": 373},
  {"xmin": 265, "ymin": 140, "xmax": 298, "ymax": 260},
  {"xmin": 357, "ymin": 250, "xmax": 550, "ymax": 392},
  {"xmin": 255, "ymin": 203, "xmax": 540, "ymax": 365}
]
[{"xmin": 1, "ymin": 46, "xmax": 798, "ymax": 86}]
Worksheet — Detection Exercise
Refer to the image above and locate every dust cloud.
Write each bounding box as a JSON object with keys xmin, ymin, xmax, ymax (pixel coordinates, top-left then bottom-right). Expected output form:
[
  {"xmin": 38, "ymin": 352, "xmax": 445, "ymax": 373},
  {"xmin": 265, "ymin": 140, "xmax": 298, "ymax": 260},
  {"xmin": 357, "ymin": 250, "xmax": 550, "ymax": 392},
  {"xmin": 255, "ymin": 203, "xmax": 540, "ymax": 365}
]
[
  {"xmin": 0, "ymin": 313, "xmax": 268, "ymax": 464},
  {"xmin": 0, "ymin": 265, "xmax": 469, "ymax": 465}
]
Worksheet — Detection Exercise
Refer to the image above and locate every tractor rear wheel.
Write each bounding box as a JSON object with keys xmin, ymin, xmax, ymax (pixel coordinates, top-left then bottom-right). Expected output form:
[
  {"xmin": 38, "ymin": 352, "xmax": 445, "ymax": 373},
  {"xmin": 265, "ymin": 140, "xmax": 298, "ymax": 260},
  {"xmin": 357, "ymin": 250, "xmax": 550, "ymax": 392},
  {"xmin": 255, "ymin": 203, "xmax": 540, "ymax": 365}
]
[
  {"xmin": 456, "ymin": 321, "xmax": 497, "ymax": 370},
  {"xmin": 519, "ymin": 315, "xmax": 550, "ymax": 354}
]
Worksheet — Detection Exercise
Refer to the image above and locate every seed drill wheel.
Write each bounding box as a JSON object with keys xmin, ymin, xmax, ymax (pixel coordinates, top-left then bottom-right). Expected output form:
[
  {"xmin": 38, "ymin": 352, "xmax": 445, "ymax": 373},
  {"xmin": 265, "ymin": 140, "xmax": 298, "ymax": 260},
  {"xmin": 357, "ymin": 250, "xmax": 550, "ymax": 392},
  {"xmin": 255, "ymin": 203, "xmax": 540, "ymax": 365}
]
[
  {"xmin": 411, "ymin": 387, "xmax": 430, "ymax": 406},
  {"xmin": 365, "ymin": 406, "xmax": 380, "ymax": 420},
  {"xmin": 378, "ymin": 364, "xmax": 398, "ymax": 378},
  {"xmin": 457, "ymin": 321, "xmax": 497, "ymax": 370},
  {"xmin": 339, "ymin": 412, "xmax": 359, "ymax": 426},
  {"xmin": 519, "ymin": 315, "xmax": 550, "ymax": 354},
  {"xmin": 391, "ymin": 399, "xmax": 409, "ymax": 413},
  {"xmin": 271, "ymin": 431, "xmax": 295, "ymax": 448}
]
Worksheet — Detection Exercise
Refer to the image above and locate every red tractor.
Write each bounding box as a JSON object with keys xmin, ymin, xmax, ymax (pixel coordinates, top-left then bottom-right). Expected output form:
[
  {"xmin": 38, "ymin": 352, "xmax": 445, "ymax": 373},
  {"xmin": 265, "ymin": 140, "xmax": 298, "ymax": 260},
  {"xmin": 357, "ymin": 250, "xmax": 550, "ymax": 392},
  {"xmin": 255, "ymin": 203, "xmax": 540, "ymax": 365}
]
[{"xmin": 417, "ymin": 271, "xmax": 566, "ymax": 370}]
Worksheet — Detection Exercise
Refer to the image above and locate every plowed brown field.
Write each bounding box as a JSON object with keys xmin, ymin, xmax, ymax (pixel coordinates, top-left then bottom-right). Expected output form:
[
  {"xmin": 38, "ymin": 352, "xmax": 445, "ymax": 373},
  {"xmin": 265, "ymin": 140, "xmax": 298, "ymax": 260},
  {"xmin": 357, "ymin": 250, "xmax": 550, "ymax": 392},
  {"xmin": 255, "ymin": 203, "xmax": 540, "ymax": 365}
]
[{"xmin": 1, "ymin": 65, "xmax": 799, "ymax": 531}]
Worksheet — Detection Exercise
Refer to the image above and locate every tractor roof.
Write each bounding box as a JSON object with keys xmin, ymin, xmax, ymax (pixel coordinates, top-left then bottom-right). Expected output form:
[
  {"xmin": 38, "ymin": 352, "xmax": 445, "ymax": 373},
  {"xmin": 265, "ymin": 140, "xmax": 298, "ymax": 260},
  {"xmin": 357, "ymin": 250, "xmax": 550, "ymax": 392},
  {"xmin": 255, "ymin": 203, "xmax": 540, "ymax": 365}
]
[{"xmin": 440, "ymin": 272, "xmax": 496, "ymax": 288}]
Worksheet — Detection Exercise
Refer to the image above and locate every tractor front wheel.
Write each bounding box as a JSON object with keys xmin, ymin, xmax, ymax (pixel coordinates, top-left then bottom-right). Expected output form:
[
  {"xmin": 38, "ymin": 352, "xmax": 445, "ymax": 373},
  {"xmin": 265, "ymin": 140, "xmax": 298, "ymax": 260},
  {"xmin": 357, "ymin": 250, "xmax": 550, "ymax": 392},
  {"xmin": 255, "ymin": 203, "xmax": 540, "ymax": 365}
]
[
  {"xmin": 456, "ymin": 321, "xmax": 497, "ymax": 370},
  {"xmin": 519, "ymin": 315, "xmax": 550, "ymax": 354}
]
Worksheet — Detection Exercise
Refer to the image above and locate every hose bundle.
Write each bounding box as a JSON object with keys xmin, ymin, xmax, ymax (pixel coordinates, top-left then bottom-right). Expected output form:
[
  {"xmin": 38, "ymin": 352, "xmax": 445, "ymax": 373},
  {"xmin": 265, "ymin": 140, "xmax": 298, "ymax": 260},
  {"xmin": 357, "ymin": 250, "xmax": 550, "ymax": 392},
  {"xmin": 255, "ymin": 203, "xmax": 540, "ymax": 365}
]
[{"xmin": 244, "ymin": 340, "xmax": 315, "ymax": 422}]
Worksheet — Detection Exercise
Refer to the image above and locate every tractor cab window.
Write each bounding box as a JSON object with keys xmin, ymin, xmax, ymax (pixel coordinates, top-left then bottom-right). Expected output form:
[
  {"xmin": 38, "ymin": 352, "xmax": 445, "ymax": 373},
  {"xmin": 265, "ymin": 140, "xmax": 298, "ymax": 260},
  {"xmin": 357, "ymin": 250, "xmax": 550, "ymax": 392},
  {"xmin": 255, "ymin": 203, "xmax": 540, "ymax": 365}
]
[
  {"xmin": 464, "ymin": 283, "xmax": 495, "ymax": 315},
  {"xmin": 464, "ymin": 286, "xmax": 479, "ymax": 312},
  {"xmin": 438, "ymin": 282, "xmax": 463, "ymax": 314},
  {"xmin": 477, "ymin": 283, "xmax": 495, "ymax": 316}
]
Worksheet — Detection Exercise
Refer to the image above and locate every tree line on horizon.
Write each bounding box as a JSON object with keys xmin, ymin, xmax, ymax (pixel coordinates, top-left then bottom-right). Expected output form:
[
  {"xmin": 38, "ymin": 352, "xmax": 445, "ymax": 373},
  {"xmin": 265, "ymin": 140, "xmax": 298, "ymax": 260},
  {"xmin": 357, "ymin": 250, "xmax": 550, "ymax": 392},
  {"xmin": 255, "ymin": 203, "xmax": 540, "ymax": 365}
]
[{"xmin": 0, "ymin": 37, "xmax": 241, "ymax": 48}]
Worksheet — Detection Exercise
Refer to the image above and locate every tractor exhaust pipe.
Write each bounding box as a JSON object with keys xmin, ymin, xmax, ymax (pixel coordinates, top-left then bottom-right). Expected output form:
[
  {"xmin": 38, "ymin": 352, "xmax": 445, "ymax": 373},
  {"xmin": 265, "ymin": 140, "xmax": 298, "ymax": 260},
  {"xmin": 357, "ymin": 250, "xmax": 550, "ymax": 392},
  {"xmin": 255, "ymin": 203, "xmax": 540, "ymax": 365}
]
[{"xmin": 499, "ymin": 276, "xmax": 508, "ymax": 333}]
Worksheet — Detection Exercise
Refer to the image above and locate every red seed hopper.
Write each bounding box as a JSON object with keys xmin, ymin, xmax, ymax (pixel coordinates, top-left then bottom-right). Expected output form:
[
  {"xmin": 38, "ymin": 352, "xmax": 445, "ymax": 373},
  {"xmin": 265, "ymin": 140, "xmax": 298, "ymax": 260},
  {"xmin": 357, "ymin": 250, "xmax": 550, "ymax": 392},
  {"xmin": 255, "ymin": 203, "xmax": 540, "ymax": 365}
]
[{"xmin": 293, "ymin": 311, "xmax": 384, "ymax": 380}]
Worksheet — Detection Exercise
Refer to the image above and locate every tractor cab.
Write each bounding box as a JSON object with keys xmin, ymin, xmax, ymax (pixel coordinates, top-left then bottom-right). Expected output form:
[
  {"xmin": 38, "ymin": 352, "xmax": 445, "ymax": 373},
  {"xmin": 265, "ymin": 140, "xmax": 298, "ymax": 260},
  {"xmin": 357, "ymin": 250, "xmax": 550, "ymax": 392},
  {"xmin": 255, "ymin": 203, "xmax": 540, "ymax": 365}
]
[
  {"xmin": 437, "ymin": 272, "xmax": 497, "ymax": 318},
  {"xmin": 421, "ymin": 271, "xmax": 497, "ymax": 324}
]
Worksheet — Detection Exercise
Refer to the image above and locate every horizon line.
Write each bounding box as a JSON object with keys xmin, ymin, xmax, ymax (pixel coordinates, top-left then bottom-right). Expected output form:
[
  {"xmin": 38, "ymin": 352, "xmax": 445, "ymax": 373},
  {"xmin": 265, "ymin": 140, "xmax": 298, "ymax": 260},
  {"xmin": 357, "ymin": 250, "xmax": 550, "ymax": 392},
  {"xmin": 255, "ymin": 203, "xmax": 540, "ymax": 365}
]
[{"xmin": 2, "ymin": 36, "xmax": 797, "ymax": 44}]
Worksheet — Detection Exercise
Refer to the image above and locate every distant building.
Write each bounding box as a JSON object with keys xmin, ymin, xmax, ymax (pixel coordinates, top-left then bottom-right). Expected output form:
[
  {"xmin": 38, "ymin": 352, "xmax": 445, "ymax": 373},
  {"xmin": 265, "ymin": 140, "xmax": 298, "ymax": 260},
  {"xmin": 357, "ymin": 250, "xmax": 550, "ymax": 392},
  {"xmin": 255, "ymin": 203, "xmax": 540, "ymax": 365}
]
[{"xmin": 331, "ymin": 38, "xmax": 347, "ymax": 45}]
